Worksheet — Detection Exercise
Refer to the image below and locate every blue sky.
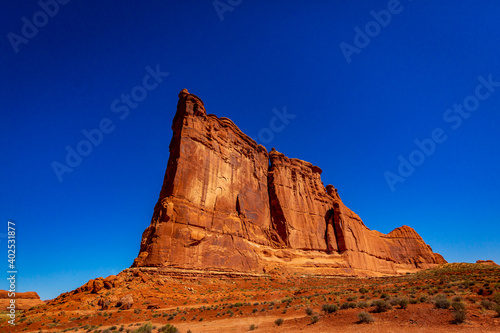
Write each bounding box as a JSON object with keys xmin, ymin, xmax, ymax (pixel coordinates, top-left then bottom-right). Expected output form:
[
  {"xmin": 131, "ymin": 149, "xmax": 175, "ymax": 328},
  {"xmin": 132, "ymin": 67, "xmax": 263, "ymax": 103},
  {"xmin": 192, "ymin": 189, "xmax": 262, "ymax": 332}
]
[{"xmin": 1, "ymin": 1, "xmax": 499, "ymax": 300}]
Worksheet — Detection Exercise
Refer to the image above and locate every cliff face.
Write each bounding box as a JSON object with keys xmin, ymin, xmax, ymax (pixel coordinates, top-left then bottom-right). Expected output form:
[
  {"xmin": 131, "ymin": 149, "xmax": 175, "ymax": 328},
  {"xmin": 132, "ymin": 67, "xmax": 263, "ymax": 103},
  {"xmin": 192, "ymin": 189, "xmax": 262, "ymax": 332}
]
[
  {"xmin": 0, "ymin": 291, "xmax": 44, "ymax": 310},
  {"xmin": 133, "ymin": 89, "xmax": 446, "ymax": 276}
]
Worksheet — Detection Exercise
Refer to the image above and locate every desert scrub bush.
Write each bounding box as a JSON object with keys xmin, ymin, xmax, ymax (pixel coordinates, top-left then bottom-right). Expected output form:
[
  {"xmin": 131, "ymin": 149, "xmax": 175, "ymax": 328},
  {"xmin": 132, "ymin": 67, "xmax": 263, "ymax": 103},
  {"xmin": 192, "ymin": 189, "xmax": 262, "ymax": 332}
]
[
  {"xmin": 340, "ymin": 302, "xmax": 357, "ymax": 310},
  {"xmin": 372, "ymin": 300, "xmax": 392, "ymax": 313},
  {"xmin": 357, "ymin": 301, "xmax": 369, "ymax": 309},
  {"xmin": 480, "ymin": 300, "xmax": 495, "ymax": 310},
  {"xmin": 398, "ymin": 298, "xmax": 409, "ymax": 309},
  {"xmin": 249, "ymin": 324, "xmax": 258, "ymax": 331},
  {"xmin": 132, "ymin": 323, "xmax": 153, "ymax": 333},
  {"xmin": 493, "ymin": 293, "xmax": 500, "ymax": 304},
  {"xmin": 434, "ymin": 295, "xmax": 451, "ymax": 309},
  {"xmin": 158, "ymin": 324, "xmax": 179, "ymax": 333},
  {"xmin": 451, "ymin": 302, "xmax": 466, "ymax": 311},
  {"xmin": 466, "ymin": 296, "xmax": 476, "ymax": 303},
  {"xmin": 347, "ymin": 296, "xmax": 358, "ymax": 301},
  {"xmin": 452, "ymin": 296, "xmax": 463, "ymax": 302},
  {"xmin": 359, "ymin": 287, "xmax": 369, "ymax": 294},
  {"xmin": 305, "ymin": 307, "xmax": 314, "ymax": 315},
  {"xmin": 389, "ymin": 298, "xmax": 400, "ymax": 306},
  {"xmin": 452, "ymin": 309, "xmax": 466, "ymax": 324},
  {"xmin": 357, "ymin": 311, "xmax": 375, "ymax": 324},
  {"xmin": 494, "ymin": 304, "xmax": 500, "ymax": 317},
  {"xmin": 321, "ymin": 304, "xmax": 339, "ymax": 313},
  {"xmin": 310, "ymin": 315, "xmax": 319, "ymax": 324},
  {"xmin": 274, "ymin": 318, "xmax": 284, "ymax": 326}
]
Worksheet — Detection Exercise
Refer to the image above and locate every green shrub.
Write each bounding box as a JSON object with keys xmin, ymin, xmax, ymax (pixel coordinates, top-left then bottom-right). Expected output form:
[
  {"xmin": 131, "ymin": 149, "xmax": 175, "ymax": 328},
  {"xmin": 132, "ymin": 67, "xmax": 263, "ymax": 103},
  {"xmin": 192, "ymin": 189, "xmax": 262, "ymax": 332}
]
[
  {"xmin": 340, "ymin": 302, "xmax": 357, "ymax": 310},
  {"xmin": 493, "ymin": 293, "xmax": 500, "ymax": 304},
  {"xmin": 373, "ymin": 300, "xmax": 392, "ymax": 313},
  {"xmin": 398, "ymin": 298, "xmax": 409, "ymax": 309},
  {"xmin": 451, "ymin": 302, "xmax": 465, "ymax": 311},
  {"xmin": 453, "ymin": 309, "xmax": 466, "ymax": 324},
  {"xmin": 389, "ymin": 298, "xmax": 400, "ymax": 306},
  {"xmin": 359, "ymin": 288, "xmax": 369, "ymax": 294},
  {"xmin": 249, "ymin": 324, "xmax": 257, "ymax": 331},
  {"xmin": 434, "ymin": 295, "xmax": 451, "ymax": 309},
  {"xmin": 357, "ymin": 301, "xmax": 369, "ymax": 309},
  {"xmin": 310, "ymin": 315, "xmax": 319, "ymax": 324},
  {"xmin": 274, "ymin": 318, "xmax": 284, "ymax": 326},
  {"xmin": 132, "ymin": 323, "xmax": 153, "ymax": 333},
  {"xmin": 321, "ymin": 304, "xmax": 339, "ymax": 313},
  {"xmin": 494, "ymin": 304, "xmax": 500, "ymax": 317},
  {"xmin": 480, "ymin": 300, "xmax": 495, "ymax": 310},
  {"xmin": 305, "ymin": 307, "xmax": 313, "ymax": 315},
  {"xmin": 357, "ymin": 311, "xmax": 374, "ymax": 324},
  {"xmin": 158, "ymin": 324, "xmax": 178, "ymax": 333}
]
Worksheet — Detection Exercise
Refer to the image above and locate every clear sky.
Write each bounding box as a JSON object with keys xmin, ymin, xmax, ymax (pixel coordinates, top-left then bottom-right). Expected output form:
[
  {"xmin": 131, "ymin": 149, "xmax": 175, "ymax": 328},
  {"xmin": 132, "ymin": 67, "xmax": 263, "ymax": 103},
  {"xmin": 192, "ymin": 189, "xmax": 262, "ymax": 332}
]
[{"xmin": 1, "ymin": 1, "xmax": 499, "ymax": 300}]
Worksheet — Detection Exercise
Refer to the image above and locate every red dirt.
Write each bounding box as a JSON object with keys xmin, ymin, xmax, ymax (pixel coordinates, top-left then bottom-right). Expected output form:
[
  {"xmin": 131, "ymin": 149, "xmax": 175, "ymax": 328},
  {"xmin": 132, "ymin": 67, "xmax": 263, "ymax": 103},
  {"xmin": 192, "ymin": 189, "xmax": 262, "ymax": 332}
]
[{"xmin": 1, "ymin": 263, "xmax": 500, "ymax": 332}]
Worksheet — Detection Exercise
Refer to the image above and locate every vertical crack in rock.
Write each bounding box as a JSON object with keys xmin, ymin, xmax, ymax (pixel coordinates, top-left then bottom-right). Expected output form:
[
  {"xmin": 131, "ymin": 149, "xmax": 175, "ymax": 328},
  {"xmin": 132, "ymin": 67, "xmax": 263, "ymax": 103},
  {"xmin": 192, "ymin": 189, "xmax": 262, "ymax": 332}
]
[
  {"xmin": 267, "ymin": 164, "xmax": 290, "ymax": 248},
  {"xmin": 332, "ymin": 203, "xmax": 347, "ymax": 253}
]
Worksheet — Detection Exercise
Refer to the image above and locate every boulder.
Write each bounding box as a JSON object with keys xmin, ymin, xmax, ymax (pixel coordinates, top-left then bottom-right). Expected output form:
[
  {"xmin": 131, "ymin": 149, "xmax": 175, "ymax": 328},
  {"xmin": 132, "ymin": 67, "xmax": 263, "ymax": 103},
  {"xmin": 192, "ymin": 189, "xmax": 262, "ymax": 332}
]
[{"xmin": 117, "ymin": 294, "xmax": 133, "ymax": 310}]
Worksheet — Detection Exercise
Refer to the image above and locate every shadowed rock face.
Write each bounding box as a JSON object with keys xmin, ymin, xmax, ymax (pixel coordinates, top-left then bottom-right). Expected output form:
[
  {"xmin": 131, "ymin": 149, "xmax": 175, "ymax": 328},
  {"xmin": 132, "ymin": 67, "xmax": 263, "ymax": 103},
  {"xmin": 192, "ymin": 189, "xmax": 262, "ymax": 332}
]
[{"xmin": 133, "ymin": 89, "xmax": 446, "ymax": 275}]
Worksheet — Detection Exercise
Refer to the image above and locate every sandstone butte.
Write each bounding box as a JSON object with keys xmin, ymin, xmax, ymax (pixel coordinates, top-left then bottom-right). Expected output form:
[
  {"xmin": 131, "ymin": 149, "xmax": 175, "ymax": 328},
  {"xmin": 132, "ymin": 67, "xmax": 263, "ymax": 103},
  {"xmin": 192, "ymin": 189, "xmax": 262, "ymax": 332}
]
[
  {"xmin": 130, "ymin": 89, "xmax": 446, "ymax": 277},
  {"xmin": 0, "ymin": 291, "xmax": 44, "ymax": 310}
]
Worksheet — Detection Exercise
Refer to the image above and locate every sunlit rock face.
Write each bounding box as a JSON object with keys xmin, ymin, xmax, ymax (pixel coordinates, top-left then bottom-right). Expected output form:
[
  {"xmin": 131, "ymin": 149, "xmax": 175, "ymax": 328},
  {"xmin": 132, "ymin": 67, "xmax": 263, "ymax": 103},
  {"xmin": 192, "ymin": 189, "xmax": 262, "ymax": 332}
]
[{"xmin": 133, "ymin": 89, "xmax": 446, "ymax": 276}]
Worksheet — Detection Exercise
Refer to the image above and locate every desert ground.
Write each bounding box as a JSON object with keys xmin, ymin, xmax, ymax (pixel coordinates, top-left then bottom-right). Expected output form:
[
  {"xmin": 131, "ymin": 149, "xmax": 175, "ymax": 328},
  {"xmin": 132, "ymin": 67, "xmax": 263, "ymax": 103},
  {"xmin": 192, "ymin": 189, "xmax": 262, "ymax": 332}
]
[{"xmin": 1, "ymin": 263, "xmax": 500, "ymax": 333}]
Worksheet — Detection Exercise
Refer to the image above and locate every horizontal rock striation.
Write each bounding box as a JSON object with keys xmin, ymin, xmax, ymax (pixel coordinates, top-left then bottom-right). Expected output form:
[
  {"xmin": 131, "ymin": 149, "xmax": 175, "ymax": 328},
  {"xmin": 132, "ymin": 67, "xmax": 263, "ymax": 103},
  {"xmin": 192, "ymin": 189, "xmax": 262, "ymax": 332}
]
[
  {"xmin": 0, "ymin": 290, "xmax": 44, "ymax": 310},
  {"xmin": 132, "ymin": 89, "xmax": 446, "ymax": 276}
]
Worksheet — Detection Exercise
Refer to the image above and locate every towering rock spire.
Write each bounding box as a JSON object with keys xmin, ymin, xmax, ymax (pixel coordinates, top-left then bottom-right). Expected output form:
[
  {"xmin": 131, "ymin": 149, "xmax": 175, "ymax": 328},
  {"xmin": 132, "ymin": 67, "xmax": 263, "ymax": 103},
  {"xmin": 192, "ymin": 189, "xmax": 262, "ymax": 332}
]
[{"xmin": 133, "ymin": 90, "xmax": 446, "ymax": 275}]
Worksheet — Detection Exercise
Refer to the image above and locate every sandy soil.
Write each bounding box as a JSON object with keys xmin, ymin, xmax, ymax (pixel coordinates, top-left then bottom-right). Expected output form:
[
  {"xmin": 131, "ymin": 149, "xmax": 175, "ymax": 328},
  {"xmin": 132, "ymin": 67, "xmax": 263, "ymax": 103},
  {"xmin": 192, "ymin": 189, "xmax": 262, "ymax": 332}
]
[{"xmin": 1, "ymin": 263, "xmax": 499, "ymax": 333}]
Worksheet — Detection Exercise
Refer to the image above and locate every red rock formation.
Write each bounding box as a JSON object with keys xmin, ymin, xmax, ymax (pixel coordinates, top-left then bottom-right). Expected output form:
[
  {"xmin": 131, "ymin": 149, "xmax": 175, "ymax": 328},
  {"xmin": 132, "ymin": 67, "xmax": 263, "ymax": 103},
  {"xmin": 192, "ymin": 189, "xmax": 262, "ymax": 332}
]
[
  {"xmin": 0, "ymin": 290, "xmax": 44, "ymax": 310},
  {"xmin": 476, "ymin": 260, "xmax": 499, "ymax": 266},
  {"xmin": 132, "ymin": 89, "xmax": 446, "ymax": 276}
]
